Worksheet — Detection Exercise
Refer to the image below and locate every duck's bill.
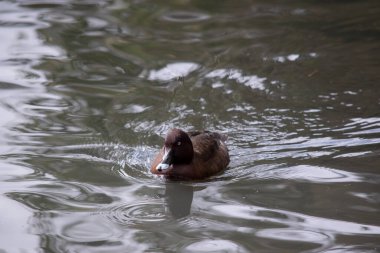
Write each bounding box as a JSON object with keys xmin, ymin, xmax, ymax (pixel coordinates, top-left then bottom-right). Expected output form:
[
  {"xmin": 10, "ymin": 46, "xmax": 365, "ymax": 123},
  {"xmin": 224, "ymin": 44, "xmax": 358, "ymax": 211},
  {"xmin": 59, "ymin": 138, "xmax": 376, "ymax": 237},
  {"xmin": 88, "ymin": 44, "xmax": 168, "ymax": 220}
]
[
  {"xmin": 156, "ymin": 147, "xmax": 173, "ymax": 172},
  {"xmin": 156, "ymin": 163, "xmax": 170, "ymax": 171}
]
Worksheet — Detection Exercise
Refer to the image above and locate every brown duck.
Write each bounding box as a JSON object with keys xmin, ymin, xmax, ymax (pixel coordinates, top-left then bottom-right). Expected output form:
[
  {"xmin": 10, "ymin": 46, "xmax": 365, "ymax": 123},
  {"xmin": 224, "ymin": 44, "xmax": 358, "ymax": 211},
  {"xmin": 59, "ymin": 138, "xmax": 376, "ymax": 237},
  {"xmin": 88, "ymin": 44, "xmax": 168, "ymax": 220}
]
[{"xmin": 151, "ymin": 128, "xmax": 230, "ymax": 180}]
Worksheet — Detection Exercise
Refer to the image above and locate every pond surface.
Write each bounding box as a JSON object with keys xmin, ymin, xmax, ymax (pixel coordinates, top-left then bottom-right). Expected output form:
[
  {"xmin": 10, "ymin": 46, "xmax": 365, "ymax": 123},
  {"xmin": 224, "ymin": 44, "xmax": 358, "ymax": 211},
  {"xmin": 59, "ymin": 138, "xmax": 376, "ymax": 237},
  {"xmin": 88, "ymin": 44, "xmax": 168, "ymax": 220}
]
[{"xmin": 0, "ymin": 0, "xmax": 380, "ymax": 252}]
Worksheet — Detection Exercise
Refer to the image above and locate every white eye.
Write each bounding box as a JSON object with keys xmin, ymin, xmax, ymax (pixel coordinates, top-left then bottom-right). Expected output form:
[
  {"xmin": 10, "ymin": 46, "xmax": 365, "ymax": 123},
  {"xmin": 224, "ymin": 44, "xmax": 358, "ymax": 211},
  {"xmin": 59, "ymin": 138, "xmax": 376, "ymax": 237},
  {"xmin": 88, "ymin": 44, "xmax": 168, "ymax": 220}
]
[{"xmin": 177, "ymin": 141, "xmax": 181, "ymax": 146}]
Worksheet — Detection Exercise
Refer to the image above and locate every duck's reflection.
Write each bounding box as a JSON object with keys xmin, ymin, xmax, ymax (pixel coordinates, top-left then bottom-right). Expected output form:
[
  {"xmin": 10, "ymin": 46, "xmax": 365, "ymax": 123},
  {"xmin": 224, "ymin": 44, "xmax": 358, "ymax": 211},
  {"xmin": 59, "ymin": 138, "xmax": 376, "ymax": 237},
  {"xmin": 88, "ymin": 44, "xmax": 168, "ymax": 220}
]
[{"xmin": 165, "ymin": 182, "xmax": 194, "ymax": 218}]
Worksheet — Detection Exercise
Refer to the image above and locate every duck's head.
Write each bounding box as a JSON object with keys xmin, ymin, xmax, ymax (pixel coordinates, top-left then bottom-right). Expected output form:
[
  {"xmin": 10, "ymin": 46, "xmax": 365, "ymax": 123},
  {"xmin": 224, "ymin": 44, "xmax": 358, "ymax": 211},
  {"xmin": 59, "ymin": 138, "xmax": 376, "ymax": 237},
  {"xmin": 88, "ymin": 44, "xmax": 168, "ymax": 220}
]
[{"xmin": 156, "ymin": 128, "xmax": 194, "ymax": 172}]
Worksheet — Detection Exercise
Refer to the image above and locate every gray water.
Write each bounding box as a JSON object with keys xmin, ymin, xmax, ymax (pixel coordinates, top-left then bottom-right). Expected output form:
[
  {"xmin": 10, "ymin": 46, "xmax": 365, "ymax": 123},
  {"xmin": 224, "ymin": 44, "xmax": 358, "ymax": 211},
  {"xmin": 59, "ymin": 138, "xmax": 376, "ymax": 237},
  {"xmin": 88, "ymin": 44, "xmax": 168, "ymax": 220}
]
[{"xmin": 0, "ymin": 1, "xmax": 380, "ymax": 252}]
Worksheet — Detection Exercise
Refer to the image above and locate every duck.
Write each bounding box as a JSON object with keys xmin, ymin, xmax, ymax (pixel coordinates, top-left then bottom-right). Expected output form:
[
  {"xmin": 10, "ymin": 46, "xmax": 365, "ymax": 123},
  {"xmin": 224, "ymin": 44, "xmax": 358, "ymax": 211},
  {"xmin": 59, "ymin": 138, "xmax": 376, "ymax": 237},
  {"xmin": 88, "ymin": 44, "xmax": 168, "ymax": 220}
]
[{"xmin": 151, "ymin": 128, "xmax": 230, "ymax": 180}]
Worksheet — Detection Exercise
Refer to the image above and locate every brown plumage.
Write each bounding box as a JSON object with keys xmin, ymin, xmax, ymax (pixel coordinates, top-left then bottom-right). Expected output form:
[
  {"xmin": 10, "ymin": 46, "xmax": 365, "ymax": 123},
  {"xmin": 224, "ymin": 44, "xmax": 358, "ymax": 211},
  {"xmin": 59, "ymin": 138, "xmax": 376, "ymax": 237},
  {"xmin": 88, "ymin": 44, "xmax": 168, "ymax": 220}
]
[{"xmin": 151, "ymin": 128, "xmax": 230, "ymax": 180}]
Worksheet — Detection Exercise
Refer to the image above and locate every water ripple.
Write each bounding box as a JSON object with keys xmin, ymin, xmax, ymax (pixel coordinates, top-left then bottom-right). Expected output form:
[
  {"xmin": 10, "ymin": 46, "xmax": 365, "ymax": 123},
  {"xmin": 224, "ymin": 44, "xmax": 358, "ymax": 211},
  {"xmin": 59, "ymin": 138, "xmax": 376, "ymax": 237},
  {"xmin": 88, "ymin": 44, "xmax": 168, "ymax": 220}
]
[
  {"xmin": 254, "ymin": 165, "xmax": 362, "ymax": 183},
  {"xmin": 46, "ymin": 143, "xmax": 155, "ymax": 181},
  {"xmin": 100, "ymin": 201, "xmax": 166, "ymax": 225},
  {"xmin": 206, "ymin": 68, "xmax": 266, "ymax": 91},
  {"xmin": 161, "ymin": 11, "xmax": 210, "ymax": 23},
  {"xmin": 145, "ymin": 62, "xmax": 199, "ymax": 82},
  {"xmin": 61, "ymin": 217, "xmax": 116, "ymax": 243},
  {"xmin": 256, "ymin": 228, "xmax": 332, "ymax": 245},
  {"xmin": 6, "ymin": 181, "xmax": 114, "ymax": 211},
  {"xmin": 183, "ymin": 239, "xmax": 248, "ymax": 253},
  {"xmin": 212, "ymin": 204, "xmax": 380, "ymax": 235},
  {"xmin": 0, "ymin": 5, "xmax": 65, "ymax": 87}
]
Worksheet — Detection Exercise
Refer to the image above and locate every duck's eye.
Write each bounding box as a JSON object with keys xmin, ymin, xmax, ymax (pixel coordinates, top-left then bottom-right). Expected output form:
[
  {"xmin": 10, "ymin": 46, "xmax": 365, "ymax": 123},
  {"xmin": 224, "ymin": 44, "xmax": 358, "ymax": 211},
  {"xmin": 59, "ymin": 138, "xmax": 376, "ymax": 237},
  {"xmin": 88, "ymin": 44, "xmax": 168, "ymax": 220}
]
[{"xmin": 177, "ymin": 141, "xmax": 181, "ymax": 146}]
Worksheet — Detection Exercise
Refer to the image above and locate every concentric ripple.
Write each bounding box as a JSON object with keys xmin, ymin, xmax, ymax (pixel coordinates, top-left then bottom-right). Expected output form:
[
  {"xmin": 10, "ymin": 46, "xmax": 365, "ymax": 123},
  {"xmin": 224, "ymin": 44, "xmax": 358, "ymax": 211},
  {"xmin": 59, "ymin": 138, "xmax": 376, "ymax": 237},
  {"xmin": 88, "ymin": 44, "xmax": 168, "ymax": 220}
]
[
  {"xmin": 101, "ymin": 201, "xmax": 166, "ymax": 225},
  {"xmin": 61, "ymin": 217, "xmax": 116, "ymax": 243}
]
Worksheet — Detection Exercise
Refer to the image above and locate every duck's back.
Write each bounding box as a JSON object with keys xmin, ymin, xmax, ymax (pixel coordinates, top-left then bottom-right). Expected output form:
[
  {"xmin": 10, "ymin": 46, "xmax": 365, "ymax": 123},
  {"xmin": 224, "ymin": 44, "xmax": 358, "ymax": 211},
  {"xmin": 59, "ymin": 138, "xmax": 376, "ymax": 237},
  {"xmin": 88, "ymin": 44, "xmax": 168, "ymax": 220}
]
[{"xmin": 189, "ymin": 131, "xmax": 230, "ymax": 178}]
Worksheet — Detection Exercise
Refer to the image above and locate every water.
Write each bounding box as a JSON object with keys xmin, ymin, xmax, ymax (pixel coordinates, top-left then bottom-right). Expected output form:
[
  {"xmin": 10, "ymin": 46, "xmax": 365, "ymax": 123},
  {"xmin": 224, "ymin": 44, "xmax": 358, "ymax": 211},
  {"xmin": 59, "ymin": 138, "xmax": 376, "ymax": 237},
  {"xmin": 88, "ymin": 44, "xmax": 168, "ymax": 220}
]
[{"xmin": 0, "ymin": 0, "xmax": 379, "ymax": 252}]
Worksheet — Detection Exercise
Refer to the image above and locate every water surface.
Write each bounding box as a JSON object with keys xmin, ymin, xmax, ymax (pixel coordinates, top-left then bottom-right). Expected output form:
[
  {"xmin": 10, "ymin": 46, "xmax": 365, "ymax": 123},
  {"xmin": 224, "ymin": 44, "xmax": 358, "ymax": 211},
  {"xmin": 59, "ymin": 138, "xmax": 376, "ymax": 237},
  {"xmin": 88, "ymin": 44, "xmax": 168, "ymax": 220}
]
[{"xmin": 0, "ymin": 1, "xmax": 379, "ymax": 252}]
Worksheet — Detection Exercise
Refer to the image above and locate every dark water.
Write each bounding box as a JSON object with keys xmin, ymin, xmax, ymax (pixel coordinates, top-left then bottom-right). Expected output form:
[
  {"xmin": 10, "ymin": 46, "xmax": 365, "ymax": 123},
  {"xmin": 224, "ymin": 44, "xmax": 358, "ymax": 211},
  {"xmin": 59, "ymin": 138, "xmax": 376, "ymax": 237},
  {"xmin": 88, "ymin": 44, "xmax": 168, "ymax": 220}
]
[{"xmin": 1, "ymin": 0, "xmax": 380, "ymax": 252}]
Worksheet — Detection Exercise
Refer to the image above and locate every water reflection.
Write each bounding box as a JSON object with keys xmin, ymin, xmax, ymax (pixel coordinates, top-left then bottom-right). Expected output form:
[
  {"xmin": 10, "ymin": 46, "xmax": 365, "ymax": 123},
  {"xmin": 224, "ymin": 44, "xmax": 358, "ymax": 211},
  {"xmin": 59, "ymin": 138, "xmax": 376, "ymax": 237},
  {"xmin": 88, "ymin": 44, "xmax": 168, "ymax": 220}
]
[{"xmin": 165, "ymin": 182, "xmax": 194, "ymax": 218}]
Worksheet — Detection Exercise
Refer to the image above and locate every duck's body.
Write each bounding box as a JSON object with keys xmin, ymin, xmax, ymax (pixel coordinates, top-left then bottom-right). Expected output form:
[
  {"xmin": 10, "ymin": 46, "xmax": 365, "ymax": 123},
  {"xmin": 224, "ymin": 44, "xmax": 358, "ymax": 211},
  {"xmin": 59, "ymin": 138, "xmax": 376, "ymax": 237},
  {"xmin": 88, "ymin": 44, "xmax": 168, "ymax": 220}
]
[{"xmin": 151, "ymin": 129, "xmax": 230, "ymax": 180}]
